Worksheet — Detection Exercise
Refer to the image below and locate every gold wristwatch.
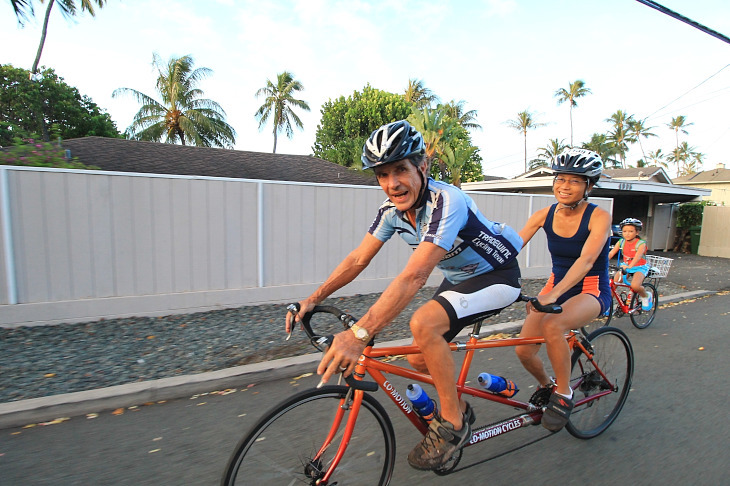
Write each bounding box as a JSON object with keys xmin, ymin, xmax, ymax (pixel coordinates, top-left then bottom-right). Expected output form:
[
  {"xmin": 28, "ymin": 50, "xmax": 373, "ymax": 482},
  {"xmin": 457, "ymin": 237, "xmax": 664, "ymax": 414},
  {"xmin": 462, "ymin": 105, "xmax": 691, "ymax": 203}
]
[{"xmin": 350, "ymin": 323, "xmax": 371, "ymax": 343}]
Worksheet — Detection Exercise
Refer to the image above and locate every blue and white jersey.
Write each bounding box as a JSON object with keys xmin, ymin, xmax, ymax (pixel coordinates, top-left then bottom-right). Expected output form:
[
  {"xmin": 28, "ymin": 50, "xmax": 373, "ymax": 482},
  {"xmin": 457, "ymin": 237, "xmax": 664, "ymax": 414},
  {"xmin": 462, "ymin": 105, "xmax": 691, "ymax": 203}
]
[{"xmin": 368, "ymin": 178, "xmax": 523, "ymax": 284}]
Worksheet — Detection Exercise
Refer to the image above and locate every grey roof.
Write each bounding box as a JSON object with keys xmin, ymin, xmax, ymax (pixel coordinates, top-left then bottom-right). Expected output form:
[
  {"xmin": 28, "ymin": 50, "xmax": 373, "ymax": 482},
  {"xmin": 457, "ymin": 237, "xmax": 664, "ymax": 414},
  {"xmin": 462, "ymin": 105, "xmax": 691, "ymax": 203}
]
[
  {"xmin": 61, "ymin": 137, "xmax": 377, "ymax": 186},
  {"xmin": 673, "ymin": 167, "xmax": 730, "ymax": 184},
  {"xmin": 516, "ymin": 166, "xmax": 669, "ymax": 183},
  {"xmin": 604, "ymin": 166, "xmax": 669, "ymax": 182}
]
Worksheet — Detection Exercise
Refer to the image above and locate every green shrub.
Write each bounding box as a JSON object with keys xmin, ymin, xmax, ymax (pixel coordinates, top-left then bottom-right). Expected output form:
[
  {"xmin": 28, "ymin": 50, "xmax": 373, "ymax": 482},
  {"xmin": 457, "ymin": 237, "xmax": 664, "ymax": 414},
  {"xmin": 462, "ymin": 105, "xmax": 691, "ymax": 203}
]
[
  {"xmin": 0, "ymin": 137, "xmax": 99, "ymax": 170},
  {"xmin": 677, "ymin": 202, "xmax": 705, "ymax": 228}
]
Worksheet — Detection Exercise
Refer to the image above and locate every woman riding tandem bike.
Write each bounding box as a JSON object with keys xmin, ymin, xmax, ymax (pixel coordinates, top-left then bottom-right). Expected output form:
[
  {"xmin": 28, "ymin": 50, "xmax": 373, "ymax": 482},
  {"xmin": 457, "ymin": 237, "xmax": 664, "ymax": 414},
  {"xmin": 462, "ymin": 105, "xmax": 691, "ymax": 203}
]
[{"xmin": 516, "ymin": 148, "xmax": 612, "ymax": 431}]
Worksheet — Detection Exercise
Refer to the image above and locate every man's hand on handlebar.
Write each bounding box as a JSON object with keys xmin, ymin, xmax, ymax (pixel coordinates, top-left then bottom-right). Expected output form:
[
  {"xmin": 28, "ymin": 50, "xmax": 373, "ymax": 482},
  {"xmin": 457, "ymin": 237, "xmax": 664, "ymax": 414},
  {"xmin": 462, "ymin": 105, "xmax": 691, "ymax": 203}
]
[
  {"xmin": 316, "ymin": 330, "xmax": 367, "ymax": 388},
  {"xmin": 285, "ymin": 300, "xmax": 316, "ymax": 340}
]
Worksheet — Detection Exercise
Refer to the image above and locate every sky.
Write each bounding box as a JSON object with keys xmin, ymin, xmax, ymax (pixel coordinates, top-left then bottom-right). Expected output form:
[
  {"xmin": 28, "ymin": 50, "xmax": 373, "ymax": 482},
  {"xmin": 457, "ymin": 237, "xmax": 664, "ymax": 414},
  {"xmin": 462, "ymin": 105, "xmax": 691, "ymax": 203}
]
[{"xmin": 2, "ymin": 0, "xmax": 729, "ymax": 178}]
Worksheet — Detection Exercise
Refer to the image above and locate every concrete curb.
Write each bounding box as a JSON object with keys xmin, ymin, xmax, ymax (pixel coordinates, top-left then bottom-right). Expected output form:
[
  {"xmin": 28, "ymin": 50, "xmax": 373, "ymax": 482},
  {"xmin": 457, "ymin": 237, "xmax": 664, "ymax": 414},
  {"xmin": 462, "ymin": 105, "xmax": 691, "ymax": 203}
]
[{"xmin": 0, "ymin": 290, "xmax": 713, "ymax": 429}]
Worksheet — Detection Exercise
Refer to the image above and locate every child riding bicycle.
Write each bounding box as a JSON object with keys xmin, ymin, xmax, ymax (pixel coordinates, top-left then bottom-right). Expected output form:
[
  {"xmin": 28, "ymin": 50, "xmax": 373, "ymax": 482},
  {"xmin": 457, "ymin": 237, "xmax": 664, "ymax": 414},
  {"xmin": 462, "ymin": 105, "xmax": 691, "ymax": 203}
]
[{"xmin": 607, "ymin": 218, "xmax": 653, "ymax": 311}]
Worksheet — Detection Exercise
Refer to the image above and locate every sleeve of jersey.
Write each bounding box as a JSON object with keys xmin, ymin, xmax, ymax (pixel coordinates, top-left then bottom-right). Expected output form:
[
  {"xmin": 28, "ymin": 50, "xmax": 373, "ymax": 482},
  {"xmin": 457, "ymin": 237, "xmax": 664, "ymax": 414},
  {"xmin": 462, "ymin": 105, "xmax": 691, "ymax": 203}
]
[
  {"xmin": 367, "ymin": 202, "xmax": 396, "ymax": 243},
  {"xmin": 423, "ymin": 188, "xmax": 467, "ymax": 251}
]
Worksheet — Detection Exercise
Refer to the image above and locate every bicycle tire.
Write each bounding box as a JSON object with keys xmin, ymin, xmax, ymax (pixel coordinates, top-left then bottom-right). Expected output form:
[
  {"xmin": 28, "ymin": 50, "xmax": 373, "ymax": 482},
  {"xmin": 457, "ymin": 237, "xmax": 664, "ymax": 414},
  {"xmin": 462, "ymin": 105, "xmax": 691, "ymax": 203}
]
[
  {"xmin": 566, "ymin": 326, "xmax": 634, "ymax": 439},
  {"xmin": 629, "ymin": 282, "xmax": 658, "ymax": 329},
  {"xmin": 221, "ymin": 385, "xmax": 396, "ymax": 486}
]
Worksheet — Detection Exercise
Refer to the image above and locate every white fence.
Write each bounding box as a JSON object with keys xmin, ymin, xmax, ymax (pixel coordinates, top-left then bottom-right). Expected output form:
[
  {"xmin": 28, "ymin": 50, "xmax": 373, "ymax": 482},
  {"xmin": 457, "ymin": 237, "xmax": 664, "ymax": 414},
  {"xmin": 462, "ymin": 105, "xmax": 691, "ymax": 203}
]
[
  {"xmin": 699, "ymin": 206, "xmax": 730, "ymax": 258},
  {"xmin": 0, "ymin": 166, "xmax": 611, "ymax": 327}
]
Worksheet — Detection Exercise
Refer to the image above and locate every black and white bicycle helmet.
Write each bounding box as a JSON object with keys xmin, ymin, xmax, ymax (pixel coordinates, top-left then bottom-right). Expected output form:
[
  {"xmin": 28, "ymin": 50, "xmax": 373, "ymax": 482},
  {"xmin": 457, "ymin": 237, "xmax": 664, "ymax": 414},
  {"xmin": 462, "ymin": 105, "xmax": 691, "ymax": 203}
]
[
  {"xmin": 620, "ymin": 218, "xmax": 643, "ymax": 231},
  {"xmin": 361, "ymin": 120, "xmax": 425, "ymax": 170},
  {"xmin": 552, "ymin": 148, "xmax": 603, "ymax": 185}
]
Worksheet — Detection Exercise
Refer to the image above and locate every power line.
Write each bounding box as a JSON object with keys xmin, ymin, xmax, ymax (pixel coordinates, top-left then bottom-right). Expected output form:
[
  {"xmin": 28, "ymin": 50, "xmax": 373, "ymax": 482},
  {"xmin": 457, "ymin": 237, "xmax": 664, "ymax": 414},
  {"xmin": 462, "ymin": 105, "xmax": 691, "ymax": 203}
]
[
  {"xmin": 645, "ymin": 64, "xmax": 730, "ymax": 119},
  {"xmin": 635, "ymin": 0, "xmax": 730, "ymax": 45}
]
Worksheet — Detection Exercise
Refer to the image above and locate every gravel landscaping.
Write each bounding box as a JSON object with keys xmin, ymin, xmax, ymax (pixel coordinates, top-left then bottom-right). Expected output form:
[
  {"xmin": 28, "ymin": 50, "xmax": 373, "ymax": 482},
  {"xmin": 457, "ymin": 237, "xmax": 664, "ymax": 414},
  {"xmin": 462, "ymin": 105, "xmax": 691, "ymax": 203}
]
[{"xmin": 0, "ymin": 277, "xmax": 689, "ymax": 403}]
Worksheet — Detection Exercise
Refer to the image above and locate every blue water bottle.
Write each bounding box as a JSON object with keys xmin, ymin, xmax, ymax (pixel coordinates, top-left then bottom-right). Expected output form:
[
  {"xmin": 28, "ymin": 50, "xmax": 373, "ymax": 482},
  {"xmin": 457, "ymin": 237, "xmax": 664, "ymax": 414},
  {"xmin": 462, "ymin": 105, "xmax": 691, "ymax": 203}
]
[
  {"xmin": 477, "ymin": 372, "xmax": 519, "ymax": 398},
  {"xmin": 406, "ymin": 384, "xmax": 437, "ymax": 423}
]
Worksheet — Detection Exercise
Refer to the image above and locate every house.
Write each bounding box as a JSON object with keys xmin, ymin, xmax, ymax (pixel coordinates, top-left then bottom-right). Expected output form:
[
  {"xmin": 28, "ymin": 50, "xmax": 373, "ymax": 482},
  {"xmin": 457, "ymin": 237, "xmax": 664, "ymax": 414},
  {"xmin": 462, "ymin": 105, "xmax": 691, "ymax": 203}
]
[
  {"xmin": 462, "ymin": 166, "xmax": 710, "ymax": 251},
  {"xmin": 673, "ymin": 163, "xmax": 730, "ymax": 206},
  {"xmin": 61, "ymin": 137, "xmax": 377, "ymax": 186}
]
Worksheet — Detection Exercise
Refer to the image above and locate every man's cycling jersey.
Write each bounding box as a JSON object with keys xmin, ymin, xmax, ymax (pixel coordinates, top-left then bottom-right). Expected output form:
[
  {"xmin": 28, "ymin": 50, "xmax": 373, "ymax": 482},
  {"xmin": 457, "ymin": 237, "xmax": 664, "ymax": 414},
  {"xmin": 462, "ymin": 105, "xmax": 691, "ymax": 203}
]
[{"xmin": 368, "ymin": 178, "xmax": 522, "ymax": 284}]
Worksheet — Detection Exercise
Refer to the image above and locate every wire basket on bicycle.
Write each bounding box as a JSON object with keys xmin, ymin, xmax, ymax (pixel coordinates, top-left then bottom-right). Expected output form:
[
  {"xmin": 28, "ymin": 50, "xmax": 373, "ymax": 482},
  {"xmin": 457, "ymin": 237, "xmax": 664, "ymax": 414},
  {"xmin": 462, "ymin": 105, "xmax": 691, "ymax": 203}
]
[{"xmin": 645, "ymin": 255, "xmax": 673, "ymax": 278}]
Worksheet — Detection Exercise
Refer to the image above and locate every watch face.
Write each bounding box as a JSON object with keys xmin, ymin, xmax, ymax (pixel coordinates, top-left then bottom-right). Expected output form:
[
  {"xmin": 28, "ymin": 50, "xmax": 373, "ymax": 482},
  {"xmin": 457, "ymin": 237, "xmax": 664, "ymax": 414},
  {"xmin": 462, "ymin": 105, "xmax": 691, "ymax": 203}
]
[{"xmin": 353, "ymin": 326, "xmax": 368, "ymax": 340}]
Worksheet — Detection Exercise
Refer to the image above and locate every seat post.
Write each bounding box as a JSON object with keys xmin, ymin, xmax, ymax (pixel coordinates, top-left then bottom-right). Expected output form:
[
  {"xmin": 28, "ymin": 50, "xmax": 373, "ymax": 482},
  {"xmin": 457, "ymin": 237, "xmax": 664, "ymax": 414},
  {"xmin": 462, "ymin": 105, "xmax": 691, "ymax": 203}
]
[{"xmin": 470, "ymin": 319, "xmax": 484, "ymax": 337}]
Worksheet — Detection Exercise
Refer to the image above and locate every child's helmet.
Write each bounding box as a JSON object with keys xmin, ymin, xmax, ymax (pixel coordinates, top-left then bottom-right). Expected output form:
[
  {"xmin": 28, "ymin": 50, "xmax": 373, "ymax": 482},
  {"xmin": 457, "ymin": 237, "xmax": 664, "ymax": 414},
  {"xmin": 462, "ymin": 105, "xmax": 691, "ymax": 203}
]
[{"xmin": 619, "ymin": 218, "xmax": 643, "ymax": 231}]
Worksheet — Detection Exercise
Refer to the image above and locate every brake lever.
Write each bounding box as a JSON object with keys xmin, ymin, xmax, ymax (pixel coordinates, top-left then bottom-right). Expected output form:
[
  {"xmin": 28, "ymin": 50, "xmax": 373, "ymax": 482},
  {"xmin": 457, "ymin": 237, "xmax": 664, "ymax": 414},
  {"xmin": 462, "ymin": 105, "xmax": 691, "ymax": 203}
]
[{"xmin": 286, "ymin": 303, "xmax": 300, "ymax": 341}]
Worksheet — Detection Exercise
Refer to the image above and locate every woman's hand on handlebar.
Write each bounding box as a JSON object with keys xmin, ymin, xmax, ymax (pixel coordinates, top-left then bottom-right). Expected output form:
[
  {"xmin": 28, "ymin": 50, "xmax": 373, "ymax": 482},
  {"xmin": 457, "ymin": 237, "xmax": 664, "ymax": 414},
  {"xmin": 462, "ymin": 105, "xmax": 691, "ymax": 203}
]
[
  {"xmin": 285, "ymin": 299, "xmax": 316, "ymax": 339},
  {"xmin": 520, "ymin": 293, "xmax": 563, "ymax": 314}
]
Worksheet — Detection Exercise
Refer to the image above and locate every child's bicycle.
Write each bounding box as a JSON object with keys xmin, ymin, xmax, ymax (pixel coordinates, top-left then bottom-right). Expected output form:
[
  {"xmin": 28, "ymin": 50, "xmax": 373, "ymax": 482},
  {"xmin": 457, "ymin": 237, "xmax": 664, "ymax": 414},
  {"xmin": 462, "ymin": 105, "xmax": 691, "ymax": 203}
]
[
  {"xmin": 221, "ymin": 295, "xmax": 634, "ymax": 486},
  {"xmin": 601, "ymin": 254, "xmax": 673, "ymax": 330}
]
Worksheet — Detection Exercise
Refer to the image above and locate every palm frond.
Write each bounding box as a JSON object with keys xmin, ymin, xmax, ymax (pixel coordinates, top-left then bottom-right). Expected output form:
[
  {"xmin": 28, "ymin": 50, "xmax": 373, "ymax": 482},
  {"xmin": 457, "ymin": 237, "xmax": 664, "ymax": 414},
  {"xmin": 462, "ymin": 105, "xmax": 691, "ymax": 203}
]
[
  {"xmin": 254, "ymin": 71, "xmax": 310, "ymax": 152},
  {"xmin": 113, "ymin": 53, "xmax": 235, "ymax": 147}
]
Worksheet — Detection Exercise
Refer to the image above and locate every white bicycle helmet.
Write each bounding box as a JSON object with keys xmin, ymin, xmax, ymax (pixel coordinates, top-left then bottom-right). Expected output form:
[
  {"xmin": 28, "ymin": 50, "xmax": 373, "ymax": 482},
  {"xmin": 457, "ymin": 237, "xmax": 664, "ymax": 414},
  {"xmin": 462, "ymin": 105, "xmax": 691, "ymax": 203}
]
[
  {"xmin": 552, "ymin": 148, "xmax": 603, "ymax": 185},
  {"xmin": 361, "ymin": 120, "xmax": 425, "ymax": 170},
  {"xmin": 620, "ymin": 218, "xmax": 643, "ymax": 231}
]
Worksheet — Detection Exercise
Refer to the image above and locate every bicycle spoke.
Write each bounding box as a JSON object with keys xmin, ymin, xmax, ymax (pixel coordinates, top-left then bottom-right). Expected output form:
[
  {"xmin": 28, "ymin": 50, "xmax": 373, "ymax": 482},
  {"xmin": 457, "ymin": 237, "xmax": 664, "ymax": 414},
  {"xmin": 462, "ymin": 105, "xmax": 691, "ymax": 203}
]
[
  {"xmin": 222, "ymin": 386, "xmax": 395, "ymax": 485},
  {"xmin": 630, "ymin": 282, "xmax": 658, "ymax": 329},
  {"xmin": 566, "ymin": 327, "xmax": 634, "ymax": 439}
]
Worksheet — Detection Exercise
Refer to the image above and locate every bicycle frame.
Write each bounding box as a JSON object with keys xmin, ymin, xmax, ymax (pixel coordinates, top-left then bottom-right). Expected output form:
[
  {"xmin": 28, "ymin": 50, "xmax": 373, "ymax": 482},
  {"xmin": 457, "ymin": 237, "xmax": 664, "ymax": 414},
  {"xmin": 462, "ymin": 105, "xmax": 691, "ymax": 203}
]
[
  {"xmin": 224, "ymin": 302, "xmax": 634, "ymax": 486},
  {"xmin": 609, "ymin": 277, "xmax": 637, "ymax": 315},
  {"xmin": 609, "ymin": 269, "xmax": 658, "ymax": 316},
  {"xmin": 314, "ymin": 327, "xmax": 610, "ymax": 483}
]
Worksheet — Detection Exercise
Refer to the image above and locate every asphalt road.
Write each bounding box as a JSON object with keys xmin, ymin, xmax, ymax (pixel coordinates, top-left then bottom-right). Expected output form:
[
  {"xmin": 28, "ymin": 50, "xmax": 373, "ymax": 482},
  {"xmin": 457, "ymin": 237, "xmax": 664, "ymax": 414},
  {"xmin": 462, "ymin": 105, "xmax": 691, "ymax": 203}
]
[{"xmin": 1, "ymin": 291, "xmax": 728, "ymax": 485}]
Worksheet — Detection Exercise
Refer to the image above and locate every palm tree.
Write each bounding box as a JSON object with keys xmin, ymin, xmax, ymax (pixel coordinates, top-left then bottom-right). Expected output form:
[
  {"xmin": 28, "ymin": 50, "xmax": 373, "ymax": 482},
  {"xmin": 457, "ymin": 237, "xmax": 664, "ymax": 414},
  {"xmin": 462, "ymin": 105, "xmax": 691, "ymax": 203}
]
[
  {"xmin": 441, "ymin": 142, "xmax": 477, "ymax": 187},
  {"xmin": 505, "ymin": 110, "xmax": 547, "ymax": 174},
  {"xmin": 667, "ymin": 142, "xmax": 699, "ymax": 176},
  {"xmin": 582, "ymin": 133, "xmax": 620, "ymax": 168},
  {"xmin": 554, "ymin": 79, "xmax": 591, "ymax": 146},
  {"xmin": 689, "ymin": 152, "xmax": 705, "ymax": 176},
  {"xmin": 441, "ymin": 100, "xmax": 481, "ymax": 131},
  {"xmin": 605, "ymin": 110, "xmax": 636, "ymax": 169},
  {"xmin": 535, "ymin": 138, "xmax": 569, "ymax": 168},
  {"xmin": 9, "ymin": 0, "xmax": 34, "ymax": 25},
  {"xmin": 646, "ymin": 148, "xmax": 669, "ymax": 169},
  {"xmin": 112, "ymin": 54, "xmax": 236, "ymax": 148},
  {"xmin": 407, "ymin": 106, "xmax": 459, "ymax": 179},
  {"xmin": 666, "ymin": 115, "xmax": 693, "ymax": 173},
  {"xmin": 31, "ymin": 1, "xmax": 108, "ymax": 74},
  {"xmin": 404, "ymin": 79, "xmax": 439, "ymax": 109},
  {"xmin": 627, "ymin": 118, "xmax": 657, "ymax": 164},
  {"xmin": 688, "ymin": 151, "xmax": 705, "ymax": 174},
  {"xmin": 255, "ymin": 71, "xmax": 310, "ymax": 153}
]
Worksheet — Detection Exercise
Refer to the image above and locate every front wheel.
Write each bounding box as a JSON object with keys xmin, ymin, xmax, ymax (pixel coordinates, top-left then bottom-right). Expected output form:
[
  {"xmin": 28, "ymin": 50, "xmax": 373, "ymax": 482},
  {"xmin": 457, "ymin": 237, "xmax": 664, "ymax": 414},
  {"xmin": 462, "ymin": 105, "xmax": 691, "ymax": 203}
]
[
  {"xmin": 566, "ymin": 326, "xmax": 634, "ymax": 439},
  {"xmin": 630, "ymin": 282, "xmax": 658, "ymax": 329},
  {"xmin": 221, "ymin": 385, "xmax": 396, "ymax": 486}
]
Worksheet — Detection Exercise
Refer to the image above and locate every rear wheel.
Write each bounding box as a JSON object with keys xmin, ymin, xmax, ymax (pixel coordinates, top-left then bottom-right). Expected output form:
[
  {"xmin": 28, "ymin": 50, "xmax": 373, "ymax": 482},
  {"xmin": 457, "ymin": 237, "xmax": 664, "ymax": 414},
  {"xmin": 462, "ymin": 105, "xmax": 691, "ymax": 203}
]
[
  {"xmin": 566, "ymin": 327, "xmax": 634, "ymax": 439},
  {"xmin": 630, "ymin": 282, "xmax": 658, "ymax": 329},
  {"xmin": 221, "ymin": 385, "xmax": 396, "ymax": 486}
]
